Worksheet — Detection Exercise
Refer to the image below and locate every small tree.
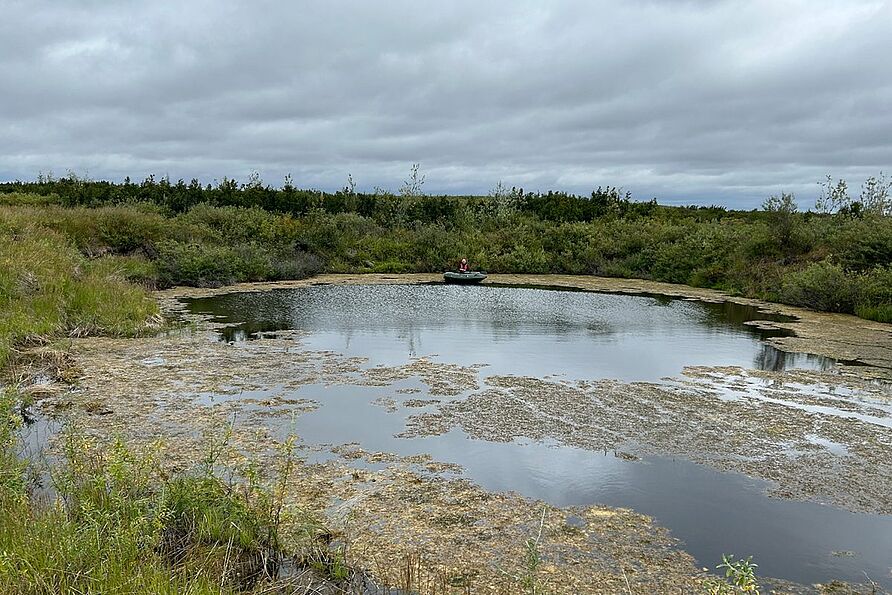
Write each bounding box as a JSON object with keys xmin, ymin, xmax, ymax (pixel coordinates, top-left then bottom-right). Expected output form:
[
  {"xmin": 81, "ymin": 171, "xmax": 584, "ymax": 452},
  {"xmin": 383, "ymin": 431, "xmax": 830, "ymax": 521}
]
[
  {"xmin": 245, "ymin": 170, "xmax": 263, "ymax": 189},
  {"xmin": 345, "ymin": 173, "xmax": 357, "ymax": 195},
  {"xmin": 815, "ymin": 175, "xmax": 852, "ymax": 214},
  {"xmin": 762, "ymin": 192, "xmax": 798, "ymax": 250},
  {"xmin": 488, "ymin": 181, "xmax": 522, "ymax": 219},
  {"xmin": 860, "ymin": 172, "xmax": 891, "ymax": 216},
  {"xmin": 399, "ymin": 163, "xmax": 425, "ymax": 198}
]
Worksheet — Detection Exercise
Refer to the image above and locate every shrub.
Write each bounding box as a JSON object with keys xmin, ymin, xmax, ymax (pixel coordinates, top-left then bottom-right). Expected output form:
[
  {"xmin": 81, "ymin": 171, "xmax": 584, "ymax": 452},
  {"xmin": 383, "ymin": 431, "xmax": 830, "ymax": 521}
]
[
  {"xmin": 178, "ymin": 203, "xmax": 282, "ymax": 245},
  {"xmin": 825, "ymin": 216, "xmax": 892, "ymax": 272},
  {"xmin": 269, "ymin": 250, "xmax": 323, "ymax": 280},
  {"xmin": 780, "ymin": 261, "xmax": 859, "ymax": 313},
  {"xmin": 154, "ymin": 241, "xmax": 242, "ymax": 288},
  {"xmin": 856, "ymin": 266, "xmax": 892, "ymax": 322}
]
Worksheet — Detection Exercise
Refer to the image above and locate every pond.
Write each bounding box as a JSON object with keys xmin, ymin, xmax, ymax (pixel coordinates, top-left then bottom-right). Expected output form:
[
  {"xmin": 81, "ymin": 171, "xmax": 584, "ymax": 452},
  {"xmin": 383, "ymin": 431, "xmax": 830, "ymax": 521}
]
[
  {"xmin": 187, "ymin": 283, "xmax": 832, "ymax": 381},
  {"xmin": 184, "ymin": 283, "xmax": 892, "ymax": 589}
]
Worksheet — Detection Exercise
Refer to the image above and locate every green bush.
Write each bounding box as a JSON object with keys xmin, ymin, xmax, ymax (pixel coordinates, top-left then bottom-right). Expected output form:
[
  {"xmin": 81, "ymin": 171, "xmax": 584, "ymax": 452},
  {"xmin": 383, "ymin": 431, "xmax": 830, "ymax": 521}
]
[
  {"xmin": 780, "ymin": 261, "xmax": 859, "ymax": 313},
  {"xmin": 155, "ymin": 241, "xmax": 243, "ymax": 288},
  {"xmin": 270, "ymin": 250, "xmax": 323, "ymax": 279},
  {"xmin": 856, "ymin": 266, "xmax": 892, "ymax": 322},
  {"xmin": 826, "ymin": 216, "xmax": 892, "ymax": 272},
  {"xmin": 177, "ymin": 203, "xmax": 284, "ymax": 245}
]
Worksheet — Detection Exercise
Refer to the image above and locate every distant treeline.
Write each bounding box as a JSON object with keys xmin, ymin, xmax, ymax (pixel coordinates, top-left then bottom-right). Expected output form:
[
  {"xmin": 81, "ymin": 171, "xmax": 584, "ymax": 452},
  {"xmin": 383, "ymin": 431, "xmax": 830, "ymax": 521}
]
[{"xmin": 0, "ymin": 175, "xmax": 732, "ymax": 223}]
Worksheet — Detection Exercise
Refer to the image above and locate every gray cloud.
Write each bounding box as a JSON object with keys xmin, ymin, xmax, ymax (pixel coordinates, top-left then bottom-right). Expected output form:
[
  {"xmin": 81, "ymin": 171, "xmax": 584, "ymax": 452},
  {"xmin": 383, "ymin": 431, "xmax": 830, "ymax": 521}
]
[{"xmin": 1, "ymin": 0, "xmax": 891, "ymax": 207}]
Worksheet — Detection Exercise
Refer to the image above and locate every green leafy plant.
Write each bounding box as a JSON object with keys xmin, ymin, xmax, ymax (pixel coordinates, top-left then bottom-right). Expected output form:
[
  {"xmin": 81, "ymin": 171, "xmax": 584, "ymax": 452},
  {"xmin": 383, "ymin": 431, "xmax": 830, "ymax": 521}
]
[{"xmin": 705, "ymin": 554, "xmax": 760, "ymax": 594}]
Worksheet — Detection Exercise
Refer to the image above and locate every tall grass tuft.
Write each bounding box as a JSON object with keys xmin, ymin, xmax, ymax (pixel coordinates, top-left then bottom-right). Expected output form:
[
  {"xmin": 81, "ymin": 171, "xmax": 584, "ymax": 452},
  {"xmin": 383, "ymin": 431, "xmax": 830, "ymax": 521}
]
[{"xmin": 0, "ymin": 222, "xmax": 159, "ymax": 369}]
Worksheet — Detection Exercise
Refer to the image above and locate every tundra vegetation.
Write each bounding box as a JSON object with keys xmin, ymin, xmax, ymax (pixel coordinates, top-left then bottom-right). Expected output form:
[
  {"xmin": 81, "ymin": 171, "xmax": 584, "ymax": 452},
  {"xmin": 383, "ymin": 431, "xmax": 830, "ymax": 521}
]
[
  {"xmin": 1, "ymin": 392, "xmax": 356, "ymax": 593},
  {"xmin": 0, "ymin": 169, "xmax": 888, "ymax": 593}
]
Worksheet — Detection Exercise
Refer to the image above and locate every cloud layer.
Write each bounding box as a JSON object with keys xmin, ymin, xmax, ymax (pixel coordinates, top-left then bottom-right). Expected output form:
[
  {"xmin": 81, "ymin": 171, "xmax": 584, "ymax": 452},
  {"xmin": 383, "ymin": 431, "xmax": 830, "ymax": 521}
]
[{"xmin": 2, "ymin": 0, "xmax": 891, "ymax": 207}]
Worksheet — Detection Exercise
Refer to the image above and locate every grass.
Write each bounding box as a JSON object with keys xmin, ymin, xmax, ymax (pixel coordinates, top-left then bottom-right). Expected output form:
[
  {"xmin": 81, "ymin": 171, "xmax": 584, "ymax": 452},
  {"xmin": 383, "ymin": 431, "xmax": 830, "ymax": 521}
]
[
  {"xmin": 0, "ymin": 494, "xmax": 228, "ymax": 594},
  {"xmin": 0, "ymin": 220, "xmax": 160, "ymax": 370},
  {"xmin": 0, "ymin": 192, "xmax": 62, "ymax": 206},
  {"xmin": 0, "ymin": 392, "xmax": 350, "ymax": 594},
  {"xmin": 522, "ymin": 506, "xmax": 547, "ymax": 595}
]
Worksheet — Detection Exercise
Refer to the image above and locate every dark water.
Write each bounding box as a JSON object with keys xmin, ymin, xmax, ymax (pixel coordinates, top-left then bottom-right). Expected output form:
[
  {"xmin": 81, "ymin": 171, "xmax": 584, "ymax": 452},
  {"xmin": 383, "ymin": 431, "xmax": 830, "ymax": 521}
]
[{"xmin": 183, "ymin": 284, "xmax": 892, "ymax": 589}]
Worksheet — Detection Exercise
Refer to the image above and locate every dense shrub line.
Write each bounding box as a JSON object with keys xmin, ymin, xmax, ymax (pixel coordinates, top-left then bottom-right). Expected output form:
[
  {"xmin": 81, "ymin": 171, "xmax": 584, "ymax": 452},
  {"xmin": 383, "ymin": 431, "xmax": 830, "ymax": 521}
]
[
  {"xmin": 0, "ymin": 175, "xmax": 724, "ymax": 223},
  {"xmin": 1, "ymin": 176, "xmax": 890, "ymax": 324}
]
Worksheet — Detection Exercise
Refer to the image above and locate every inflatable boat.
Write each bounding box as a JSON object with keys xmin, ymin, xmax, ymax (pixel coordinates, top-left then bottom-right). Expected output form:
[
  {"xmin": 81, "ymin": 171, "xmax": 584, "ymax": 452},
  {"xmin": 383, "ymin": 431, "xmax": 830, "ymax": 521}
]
[{"xmin": 443, "ymin": 271, "xmax": 487, "ymax": 284}]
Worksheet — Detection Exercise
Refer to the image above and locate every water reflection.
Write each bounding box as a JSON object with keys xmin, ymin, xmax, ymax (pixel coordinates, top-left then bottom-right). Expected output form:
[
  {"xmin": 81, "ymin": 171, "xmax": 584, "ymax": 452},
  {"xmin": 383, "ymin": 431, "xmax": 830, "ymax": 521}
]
[
  {"xmin": 185, "ymin": 284, "xmax": 835, "ymax": 381},
  {"xmin": 753, "ymin": 343, "xmax": 834, "ymax": 372},
  {"xmin": 177, "ymin": 285, "xmax": 892, "ymax": 588},
  {"xmin": 274, "ymin": 381, "xmax": 892, "ymax": 590}
]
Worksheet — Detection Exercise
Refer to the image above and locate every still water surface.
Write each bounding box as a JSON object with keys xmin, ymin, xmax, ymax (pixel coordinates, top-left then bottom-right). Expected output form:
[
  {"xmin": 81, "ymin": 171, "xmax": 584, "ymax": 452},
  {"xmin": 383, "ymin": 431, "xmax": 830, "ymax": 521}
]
[
  {"xmin": 185, "ymin": 284, "xmax": 892, "ymax": 588},
  {"xmin": 188, "ymin": 283, "xmax": 831, "ymax": 380}
]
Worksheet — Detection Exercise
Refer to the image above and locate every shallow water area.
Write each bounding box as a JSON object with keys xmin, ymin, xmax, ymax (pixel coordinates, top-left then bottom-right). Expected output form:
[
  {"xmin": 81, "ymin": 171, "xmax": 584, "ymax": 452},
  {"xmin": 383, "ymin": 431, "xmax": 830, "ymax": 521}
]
[
  {"xmin": 177, "ymin": 283, "xmax": 892, "ymax": 589},
  {"xmin": 210, "ymin": 379, "xmax": 891, "ymax": 590}
]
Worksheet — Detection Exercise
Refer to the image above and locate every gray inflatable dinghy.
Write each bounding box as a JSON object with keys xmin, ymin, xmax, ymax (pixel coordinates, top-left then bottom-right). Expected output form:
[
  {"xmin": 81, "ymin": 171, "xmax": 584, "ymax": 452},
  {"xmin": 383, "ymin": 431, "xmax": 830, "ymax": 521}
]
[{"xmin": 443, "ymin": 271, "xmax": 487, "ymax": 284}]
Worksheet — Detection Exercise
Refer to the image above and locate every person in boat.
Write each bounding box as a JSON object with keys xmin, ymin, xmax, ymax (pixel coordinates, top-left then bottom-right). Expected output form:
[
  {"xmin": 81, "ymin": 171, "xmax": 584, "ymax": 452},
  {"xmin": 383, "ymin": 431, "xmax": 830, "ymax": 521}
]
[{"xmin": 458, "ymin": 258, "xmax": 469, "ymax": 273}]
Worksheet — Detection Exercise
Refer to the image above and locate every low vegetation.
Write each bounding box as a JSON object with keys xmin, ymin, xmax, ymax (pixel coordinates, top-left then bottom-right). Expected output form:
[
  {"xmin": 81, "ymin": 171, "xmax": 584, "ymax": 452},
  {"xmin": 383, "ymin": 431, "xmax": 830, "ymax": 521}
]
[
  {"xmin": 705, "ymin": 555, "xmax": 761, "ymax": 594},
  {"xmin": 0, "ymin": 219, "xmax": 160, "ymax": 370},
  {"xmin": 0, "ymin": 392, "xmax": 354, "ymax": 594}
]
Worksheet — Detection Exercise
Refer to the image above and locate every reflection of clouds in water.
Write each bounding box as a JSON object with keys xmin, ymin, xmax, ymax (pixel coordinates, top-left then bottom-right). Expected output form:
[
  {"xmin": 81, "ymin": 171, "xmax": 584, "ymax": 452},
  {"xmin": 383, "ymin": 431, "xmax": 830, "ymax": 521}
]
[
  {"xmin": 190, "ymin": 285, "xmax": 835, "ymax": 380},
  {"xmin": 206, "ymin": 286, "xmax": 730, "ymax": 337},
  {"xmin": 291, "ymin": 376, "xmax": 892, "ymax": 590}
]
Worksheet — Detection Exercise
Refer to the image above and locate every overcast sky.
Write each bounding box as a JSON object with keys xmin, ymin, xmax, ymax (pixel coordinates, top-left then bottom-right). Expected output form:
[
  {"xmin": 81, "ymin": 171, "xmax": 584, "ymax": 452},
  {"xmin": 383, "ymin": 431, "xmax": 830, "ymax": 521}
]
[{"xmin": 1, "ymin": 0, "xmax": 890, "ymax": 207}]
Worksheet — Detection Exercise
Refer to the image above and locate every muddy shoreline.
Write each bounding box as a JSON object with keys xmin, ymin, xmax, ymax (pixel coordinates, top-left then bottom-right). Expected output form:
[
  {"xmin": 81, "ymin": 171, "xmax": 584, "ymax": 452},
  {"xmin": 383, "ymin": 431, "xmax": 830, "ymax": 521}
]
[{"xmin": 26, "ymin": 274, "xmax": 892, "ymax": 593}]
